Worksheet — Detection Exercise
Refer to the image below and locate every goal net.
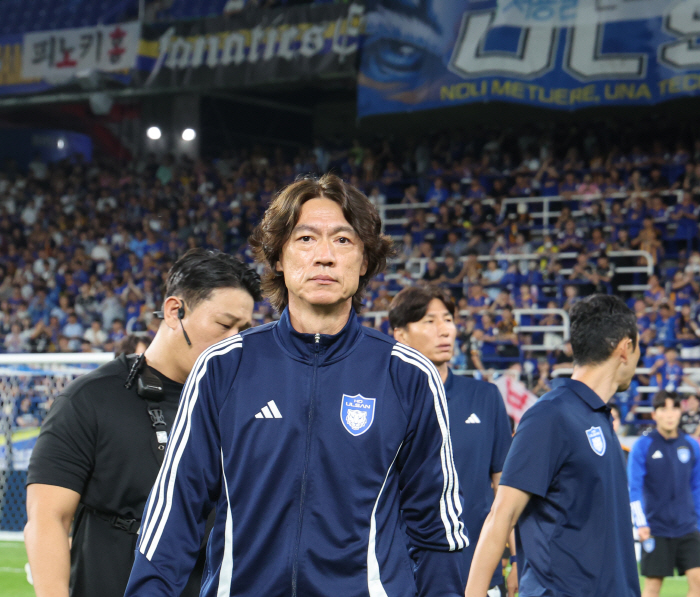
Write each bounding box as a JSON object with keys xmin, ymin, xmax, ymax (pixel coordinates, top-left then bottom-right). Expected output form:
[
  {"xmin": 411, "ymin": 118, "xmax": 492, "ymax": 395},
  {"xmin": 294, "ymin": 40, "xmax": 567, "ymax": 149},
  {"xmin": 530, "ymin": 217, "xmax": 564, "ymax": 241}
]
[{"xmin": 0, "ymin": 353, "xmax": 113, "ymax": 539}]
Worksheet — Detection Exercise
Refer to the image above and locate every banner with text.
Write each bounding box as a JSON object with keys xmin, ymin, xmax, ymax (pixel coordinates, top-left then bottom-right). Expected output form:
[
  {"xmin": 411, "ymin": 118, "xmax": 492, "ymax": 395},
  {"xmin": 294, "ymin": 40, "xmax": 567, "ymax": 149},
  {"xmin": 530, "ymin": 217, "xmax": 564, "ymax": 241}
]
[
  {"xmin": 22, "ymin": 22, "xmax": 140, "ymax": 81},
  {"xmin": 0, "ymin": 23, "xmax": 139, "ymax": 96},
  {"xmin": 136, "ymin": 3, "xmax": 364, "ymax": 89},
  {"xmin": 358, "ymin": 0, "xmax": 700, "ymax": 116}
]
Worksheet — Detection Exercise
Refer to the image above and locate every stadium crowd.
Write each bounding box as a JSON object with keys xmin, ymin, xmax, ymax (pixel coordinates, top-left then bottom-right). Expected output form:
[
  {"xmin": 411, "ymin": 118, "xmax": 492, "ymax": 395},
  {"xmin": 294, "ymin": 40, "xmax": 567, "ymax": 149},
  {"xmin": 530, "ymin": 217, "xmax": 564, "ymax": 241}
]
[{"xmin": 1, "ymin": 122, "xmax": 700, "ymax": 430}]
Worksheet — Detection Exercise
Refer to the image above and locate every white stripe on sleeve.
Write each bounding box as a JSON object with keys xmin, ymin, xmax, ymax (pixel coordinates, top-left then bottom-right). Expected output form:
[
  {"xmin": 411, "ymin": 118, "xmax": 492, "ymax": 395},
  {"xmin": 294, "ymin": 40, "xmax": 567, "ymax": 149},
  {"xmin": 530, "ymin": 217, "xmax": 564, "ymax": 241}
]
[
  {"xmin": 217, "ymin": 450, "xmax": 234, "ymax": 597},
  {"xmin": 367, "ymin": 443, "xmax": 403, "ymax": 597},
  {"xmin": 631, "ymin": 500, "xmax": 648, "ymax": 528},
  {"xmin": 391, "ymin": 344, "xmax": 467, "ymax": 550},
  {"xmin": 139, "ymin": 336, "xmax": 242, "ymax": 559}
]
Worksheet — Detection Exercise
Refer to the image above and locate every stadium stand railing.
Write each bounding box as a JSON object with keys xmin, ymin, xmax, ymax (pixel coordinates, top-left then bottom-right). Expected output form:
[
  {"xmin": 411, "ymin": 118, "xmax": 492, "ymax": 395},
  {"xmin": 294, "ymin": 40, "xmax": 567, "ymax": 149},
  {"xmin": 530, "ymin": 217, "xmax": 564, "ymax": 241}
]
[{"xmin": 377, "ymin": 192, "xmax": 684, "ymax": 237}]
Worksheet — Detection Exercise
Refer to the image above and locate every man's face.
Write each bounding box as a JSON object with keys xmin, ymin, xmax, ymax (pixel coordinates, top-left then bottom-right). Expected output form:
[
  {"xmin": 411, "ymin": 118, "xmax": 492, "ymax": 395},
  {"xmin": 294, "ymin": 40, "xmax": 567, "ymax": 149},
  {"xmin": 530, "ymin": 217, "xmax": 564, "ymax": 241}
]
[
  {"xmin": 653, "ymin": 398, "xmax": 682, "ymax": 435},
  {"xmin": 277, "ymin": 198, "xmax": 367, "ymax": 312},
  {"xmin": 394, "ymin": 299, "xmax": 456, "ymax": 368},
  {"xmin": 180, "ymin": 287, "xmax": 255, "ymax": 374}
]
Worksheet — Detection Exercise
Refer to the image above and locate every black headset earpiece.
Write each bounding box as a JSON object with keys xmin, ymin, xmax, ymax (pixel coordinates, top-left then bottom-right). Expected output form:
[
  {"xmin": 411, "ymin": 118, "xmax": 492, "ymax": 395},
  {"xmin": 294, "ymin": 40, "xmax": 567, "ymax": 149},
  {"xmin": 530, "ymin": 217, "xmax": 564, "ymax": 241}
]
[{"xmin": 178, "ymin": 303, "xmax": 185, "ymax": 320}]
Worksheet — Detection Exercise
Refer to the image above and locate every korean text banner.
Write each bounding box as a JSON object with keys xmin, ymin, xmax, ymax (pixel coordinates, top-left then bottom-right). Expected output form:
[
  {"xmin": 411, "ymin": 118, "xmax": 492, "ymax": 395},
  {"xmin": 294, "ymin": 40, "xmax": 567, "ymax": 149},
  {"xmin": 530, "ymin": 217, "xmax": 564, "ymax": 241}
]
[
  {"xmin": 358, "ymin": 0, "xmax": 700, "ymax": 117},
  {"xmin": 136, "ymin": 3, "xmax": 364, "ymax": 89},
  {"xmin": 22, "ymin": 22, "xmax": 140, "ymax": 81}
]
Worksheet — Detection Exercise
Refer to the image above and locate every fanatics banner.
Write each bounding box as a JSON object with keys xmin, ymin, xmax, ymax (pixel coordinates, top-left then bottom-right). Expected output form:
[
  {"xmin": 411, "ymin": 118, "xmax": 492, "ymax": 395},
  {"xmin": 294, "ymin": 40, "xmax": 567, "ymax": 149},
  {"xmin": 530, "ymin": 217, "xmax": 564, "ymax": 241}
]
[
  {"xmin": 135, "ymin": 3, "xmax": 364, "ymax": 90},
  {"xmin": 358, "ymin": 0, "xmax": 700, "ymax": 117}
]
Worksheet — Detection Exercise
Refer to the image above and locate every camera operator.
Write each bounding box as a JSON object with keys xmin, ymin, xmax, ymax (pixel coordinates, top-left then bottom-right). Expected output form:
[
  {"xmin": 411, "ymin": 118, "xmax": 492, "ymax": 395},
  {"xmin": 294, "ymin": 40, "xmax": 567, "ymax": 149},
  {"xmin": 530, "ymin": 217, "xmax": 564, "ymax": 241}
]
[{"xmin": 24, "ymin": 249, "xmax": 261, "ymax": 597}]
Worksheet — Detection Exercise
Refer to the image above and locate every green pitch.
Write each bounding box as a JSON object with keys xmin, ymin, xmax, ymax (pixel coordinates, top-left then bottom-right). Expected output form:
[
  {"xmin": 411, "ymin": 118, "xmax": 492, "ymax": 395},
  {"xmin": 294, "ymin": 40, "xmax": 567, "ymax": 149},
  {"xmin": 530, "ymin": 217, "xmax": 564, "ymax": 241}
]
[
  {"xmin": 0, "ymin": 541, "xmax": 33, "ymax": 597},
  {"xmin": 0, "ymin": 541, "xmax": 692, "ymax": 596}
]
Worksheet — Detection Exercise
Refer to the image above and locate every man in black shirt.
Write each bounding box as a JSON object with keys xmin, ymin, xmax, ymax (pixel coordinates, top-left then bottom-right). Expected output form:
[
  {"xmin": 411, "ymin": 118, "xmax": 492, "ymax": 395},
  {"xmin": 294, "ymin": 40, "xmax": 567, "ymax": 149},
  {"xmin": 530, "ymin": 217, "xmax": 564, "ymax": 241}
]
[
  {"xmin": 681, "ymin": 394, "xmax": 700, "ymax": 438},
  {"xmin": 24, "ymin": 249, "xmax": 261, "ymax": 597}
]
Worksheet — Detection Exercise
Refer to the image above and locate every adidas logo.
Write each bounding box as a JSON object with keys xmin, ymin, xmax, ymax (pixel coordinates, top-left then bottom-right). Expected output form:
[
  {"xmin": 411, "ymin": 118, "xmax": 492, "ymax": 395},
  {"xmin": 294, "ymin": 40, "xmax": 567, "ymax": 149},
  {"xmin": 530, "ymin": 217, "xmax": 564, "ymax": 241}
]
[
  {"xmin": 254, "ymin": 400, "xmax": 283, "ymax": 419},
  {"xmin": 465, "ymin": 413, "xmax": 481, "ymax": 424},
  {"xmin": 652, "ymin": 450, "xmax": 663, "ymax": 459}
]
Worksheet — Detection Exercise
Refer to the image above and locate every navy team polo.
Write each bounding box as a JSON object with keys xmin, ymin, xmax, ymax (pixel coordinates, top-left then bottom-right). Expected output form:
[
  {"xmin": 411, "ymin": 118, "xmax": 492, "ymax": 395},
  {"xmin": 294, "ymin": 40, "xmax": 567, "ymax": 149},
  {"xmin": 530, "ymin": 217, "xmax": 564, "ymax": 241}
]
[
  {"xmin": 499, "ymin": 378, "xmax": 640, "ymax": 597},
  {"xmin": 444, "ymin": 370, "xmax": 512, "ymax": 588}
]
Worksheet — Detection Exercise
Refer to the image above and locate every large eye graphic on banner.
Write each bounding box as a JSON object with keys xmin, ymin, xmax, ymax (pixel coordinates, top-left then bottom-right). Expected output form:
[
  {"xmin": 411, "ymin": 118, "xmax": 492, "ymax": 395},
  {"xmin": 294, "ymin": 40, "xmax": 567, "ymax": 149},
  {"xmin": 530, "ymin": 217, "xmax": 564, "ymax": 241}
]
[
  {"xmin": 660, "ymin": 1, "xmax": 700, "ymax": 69},
  {"xmin": 449, "ymin": 11, "xmax": 557, "ymax": 78},
  {"xmin": 361, "ymin": 0, "xmax": 445, "ymax": 86}
]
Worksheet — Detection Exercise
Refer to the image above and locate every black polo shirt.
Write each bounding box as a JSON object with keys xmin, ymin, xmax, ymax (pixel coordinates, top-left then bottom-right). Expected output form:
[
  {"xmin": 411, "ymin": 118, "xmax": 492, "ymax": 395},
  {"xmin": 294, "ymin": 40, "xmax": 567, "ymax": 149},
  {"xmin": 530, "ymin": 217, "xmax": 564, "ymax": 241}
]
[
  {"xmin": 27, "ymin": 354, "xmax": 203, "ymax": 597},
  {"xmin": 500, "ymin": 378, "xmax": 640, "ymax": 597}
]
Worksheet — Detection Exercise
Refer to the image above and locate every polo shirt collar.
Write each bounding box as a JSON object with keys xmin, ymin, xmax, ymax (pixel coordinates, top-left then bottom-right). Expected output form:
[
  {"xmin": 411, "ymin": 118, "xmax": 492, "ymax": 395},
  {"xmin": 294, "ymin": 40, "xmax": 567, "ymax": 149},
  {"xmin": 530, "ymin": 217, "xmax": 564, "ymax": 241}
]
[{"xmin": 558, "ymin": 378, "xmax": 607, "ymax": 411}]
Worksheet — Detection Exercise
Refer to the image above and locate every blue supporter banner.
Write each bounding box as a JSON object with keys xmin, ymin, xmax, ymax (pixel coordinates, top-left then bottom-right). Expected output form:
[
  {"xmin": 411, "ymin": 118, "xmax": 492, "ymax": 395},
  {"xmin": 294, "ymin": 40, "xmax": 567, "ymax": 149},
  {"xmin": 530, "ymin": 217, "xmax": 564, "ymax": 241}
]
[{"xmin": 358, "ymin": 0, "xmax": 700, "ymax": 117}]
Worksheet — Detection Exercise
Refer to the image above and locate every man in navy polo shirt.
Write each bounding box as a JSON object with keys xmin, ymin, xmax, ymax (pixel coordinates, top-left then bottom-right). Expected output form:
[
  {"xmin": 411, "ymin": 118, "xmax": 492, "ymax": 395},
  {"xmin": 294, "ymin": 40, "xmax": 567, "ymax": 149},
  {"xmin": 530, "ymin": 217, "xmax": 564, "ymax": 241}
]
[
  {"xmin": 628, "ymin": 390, "xmax": 700, "ymax": 597},
  {"xmin": 466, "ymin": 294, "xmax": 641, "ymax": 597},
  {"xmin": 389, "ymin": 286, "xmax": 514, "ymax": 596}
]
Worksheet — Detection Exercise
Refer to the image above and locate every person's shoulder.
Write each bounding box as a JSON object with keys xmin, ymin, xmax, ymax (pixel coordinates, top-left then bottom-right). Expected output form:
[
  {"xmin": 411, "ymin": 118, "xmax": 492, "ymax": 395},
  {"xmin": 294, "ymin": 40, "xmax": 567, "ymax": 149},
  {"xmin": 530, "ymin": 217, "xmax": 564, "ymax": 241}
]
[
  {"xmin": 241, "ymin": 320, "xmax": 276, "ymax": 339},
  {"xmin": 631, "ymin": 432, "xmax": 655, "ymax": 455},
  {"xmin": 194, "ymin": 334, "xmax": 246, "ymax": 371},
  {"xmin": 389, "ymin": 342, "xmax": 443, "ymax": 392},
  {"xmin": 361, "ymin": 325, "xmax": 396, "ymax": 348},
  {"xmin": 62, "ymin": 357, "xmax": 130, "ymax": 399},
  {"xmin": 518, "ymin": 386, "xmax": 571, "ymax": 423},
  {"xmin": 681, "ymin": 433, "xmax": 700, "ymax": 454}
]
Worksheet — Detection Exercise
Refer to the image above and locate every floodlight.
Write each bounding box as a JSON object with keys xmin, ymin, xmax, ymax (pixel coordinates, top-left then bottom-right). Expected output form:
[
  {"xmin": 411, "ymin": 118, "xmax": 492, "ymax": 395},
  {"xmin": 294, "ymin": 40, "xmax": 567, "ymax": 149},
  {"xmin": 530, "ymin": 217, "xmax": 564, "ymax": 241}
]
[{"xmin": 147, "ymin": 126, "xmax": 162, "ymax": 140}]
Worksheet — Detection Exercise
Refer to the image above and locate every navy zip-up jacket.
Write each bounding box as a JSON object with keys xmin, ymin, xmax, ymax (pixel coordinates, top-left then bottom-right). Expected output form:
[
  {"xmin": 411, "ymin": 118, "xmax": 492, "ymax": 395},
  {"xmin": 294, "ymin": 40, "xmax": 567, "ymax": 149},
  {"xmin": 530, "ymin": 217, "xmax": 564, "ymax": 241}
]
[
  {"xmin": 628, "ymin": 429, "xmax": 700, "ymax": 538},
  {"xmin": 126, "ymin": 309, "xmax": 468, "ymax": 597}
]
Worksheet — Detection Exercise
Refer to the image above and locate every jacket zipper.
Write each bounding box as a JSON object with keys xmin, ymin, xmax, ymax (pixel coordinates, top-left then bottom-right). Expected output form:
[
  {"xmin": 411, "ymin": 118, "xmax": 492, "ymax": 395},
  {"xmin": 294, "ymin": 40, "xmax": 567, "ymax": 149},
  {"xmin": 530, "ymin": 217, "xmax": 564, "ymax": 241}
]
[{"xmin": 291, "ymin": 333, "xmax": 321, "ymax": 596}]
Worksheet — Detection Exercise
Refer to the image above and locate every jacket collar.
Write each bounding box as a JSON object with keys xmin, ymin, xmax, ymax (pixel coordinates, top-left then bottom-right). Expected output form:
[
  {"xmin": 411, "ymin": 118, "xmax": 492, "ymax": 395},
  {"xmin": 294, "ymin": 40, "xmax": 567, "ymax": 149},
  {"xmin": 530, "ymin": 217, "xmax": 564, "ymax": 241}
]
[
  {"xmin": 273, "ymin": 307, "xmax": 364, "ymax": 364},
  {"xmin": 559, "ymin": 378, "xmax": 608, "ymax": 411}
]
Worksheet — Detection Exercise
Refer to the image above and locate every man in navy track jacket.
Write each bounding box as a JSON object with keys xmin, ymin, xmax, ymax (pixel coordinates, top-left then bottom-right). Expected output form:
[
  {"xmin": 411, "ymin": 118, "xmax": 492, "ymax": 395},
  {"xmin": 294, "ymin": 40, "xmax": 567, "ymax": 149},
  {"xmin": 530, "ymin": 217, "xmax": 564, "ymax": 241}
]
[
  {"xmin": 628, "ymin": 390, "xmax": 700, "ymax": 596},
  {"xmin": 125, "ymin": 174, "xmax": 468, "ymax": 597}
]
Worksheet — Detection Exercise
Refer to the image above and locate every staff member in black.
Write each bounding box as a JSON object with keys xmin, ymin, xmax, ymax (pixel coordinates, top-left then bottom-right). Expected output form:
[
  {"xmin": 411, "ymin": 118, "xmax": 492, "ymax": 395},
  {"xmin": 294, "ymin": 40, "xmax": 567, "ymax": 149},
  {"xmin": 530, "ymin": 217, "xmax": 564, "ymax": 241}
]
[{"xmin": 24, "ymin": 249, "xmax": 261, "ymax": 597}]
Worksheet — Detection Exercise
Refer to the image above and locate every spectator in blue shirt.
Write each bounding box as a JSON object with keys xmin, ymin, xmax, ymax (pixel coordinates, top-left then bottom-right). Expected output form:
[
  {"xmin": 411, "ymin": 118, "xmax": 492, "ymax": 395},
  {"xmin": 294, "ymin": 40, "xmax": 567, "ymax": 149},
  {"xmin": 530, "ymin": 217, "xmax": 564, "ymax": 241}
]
[
  {"xmin": 634, "ymin": 299, "xmax": 656, "ymax": 348},
  {"xmin": 649, "ymin": 347, "xmax": 700, "ymax": 394},
  {"xmin": 389, "ymin": 286, "xmax": 514, "ymax": 596},
  {"xmin": 426, "ymin": 177, "xmax": 448, "ymax": 206},
  {"xmin": 466, "ymin": 294, "xmax": 641, "ymax": 597},
  {"xmin": 653, "ymin": 303, "xmax": 677, "ymax": 348},
  {"xmin": 628, "ymin": 391, "xmax": 700, "ymax": 597}
]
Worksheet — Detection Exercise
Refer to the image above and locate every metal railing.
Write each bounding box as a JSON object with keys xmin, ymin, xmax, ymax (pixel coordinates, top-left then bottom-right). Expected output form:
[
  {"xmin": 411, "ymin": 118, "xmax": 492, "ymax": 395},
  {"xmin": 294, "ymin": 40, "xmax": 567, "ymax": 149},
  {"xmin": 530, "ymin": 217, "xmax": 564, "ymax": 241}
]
[
  {"xmin": 377, "ymin": 191, "xmax": 683, "ymax": 236},
  {"xmin": 396, "ymin": 250, "xmax": 654, "ymax": 285}
]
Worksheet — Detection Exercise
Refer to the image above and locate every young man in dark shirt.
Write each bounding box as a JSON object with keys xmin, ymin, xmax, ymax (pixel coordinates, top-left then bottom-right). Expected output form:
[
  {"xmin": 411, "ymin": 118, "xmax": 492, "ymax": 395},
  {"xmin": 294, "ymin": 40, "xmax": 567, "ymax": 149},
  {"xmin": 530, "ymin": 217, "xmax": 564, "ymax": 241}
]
[
  {"xmin": 466, "ymin": 294, "xmax": 641, "ymax": 597},
  {"xmin": 629, "ymin": 391, "xmax": 700, "ymax": 597},
  {"xmin": 25, "ymin": 249, "xmax": 261, "ymax": 597},
  {"xmin": 390, "ymin": 286, "xmax": 514, "ymax": 596}
]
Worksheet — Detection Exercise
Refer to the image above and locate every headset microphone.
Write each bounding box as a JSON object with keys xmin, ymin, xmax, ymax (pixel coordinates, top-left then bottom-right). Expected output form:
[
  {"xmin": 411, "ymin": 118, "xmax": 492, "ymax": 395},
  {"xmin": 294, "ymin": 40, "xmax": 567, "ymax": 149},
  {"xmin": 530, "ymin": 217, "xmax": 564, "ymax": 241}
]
[
  {"xmin": 177, "ymin": 302, "xmax": 192, "ymax": 347},
  {"xmin": 152, "ymin": 301, "xmax": 192, "ymax": 347}
]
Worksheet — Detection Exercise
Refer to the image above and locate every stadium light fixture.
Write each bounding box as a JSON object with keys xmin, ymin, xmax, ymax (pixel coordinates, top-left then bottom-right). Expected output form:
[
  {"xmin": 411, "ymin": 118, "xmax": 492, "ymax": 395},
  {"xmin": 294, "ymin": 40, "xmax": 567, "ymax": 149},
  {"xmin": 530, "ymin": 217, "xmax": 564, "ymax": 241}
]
[
  {"xmin": 57, "ymin": 139, "xmax": 65, "ymax": 150},
  {"xmin": 182, "ymin": 128, "xmax": 196, "ymax": 142},
  {"xmin": 147, "ymin": 126, "xmax": 162, "ymax": 140}
]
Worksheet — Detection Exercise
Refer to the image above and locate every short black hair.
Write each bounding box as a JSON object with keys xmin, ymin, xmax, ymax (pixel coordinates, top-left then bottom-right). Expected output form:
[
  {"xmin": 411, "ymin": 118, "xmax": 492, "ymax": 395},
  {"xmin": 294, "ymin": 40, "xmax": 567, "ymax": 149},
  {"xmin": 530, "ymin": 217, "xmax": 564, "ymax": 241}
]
[
  {"xmin": 115, "ymin": 334, "xmax": 152, "ymax": 357},
  {"xmin": 389, "ymin": 286, "xmax": 456, "ymax": 330},
  {"xmin": 569, "ymin": 294, "xmax": 637, "ymax": 366},
  {"xmin": 163, "ymin": 248, "xmax": 262, "ymax": 309},
  {"xmin": 652, "ymin": 390, "xmax": 682, "ymax": 410}
]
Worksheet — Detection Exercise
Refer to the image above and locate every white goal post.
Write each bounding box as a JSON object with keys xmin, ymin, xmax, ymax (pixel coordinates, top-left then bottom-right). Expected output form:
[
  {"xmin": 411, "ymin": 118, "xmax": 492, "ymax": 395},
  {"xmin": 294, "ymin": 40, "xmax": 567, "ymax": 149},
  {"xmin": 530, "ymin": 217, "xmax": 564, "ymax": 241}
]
[{"xmin": 0, "ymin": 352, "xmax": 114, "ymax": 540}]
